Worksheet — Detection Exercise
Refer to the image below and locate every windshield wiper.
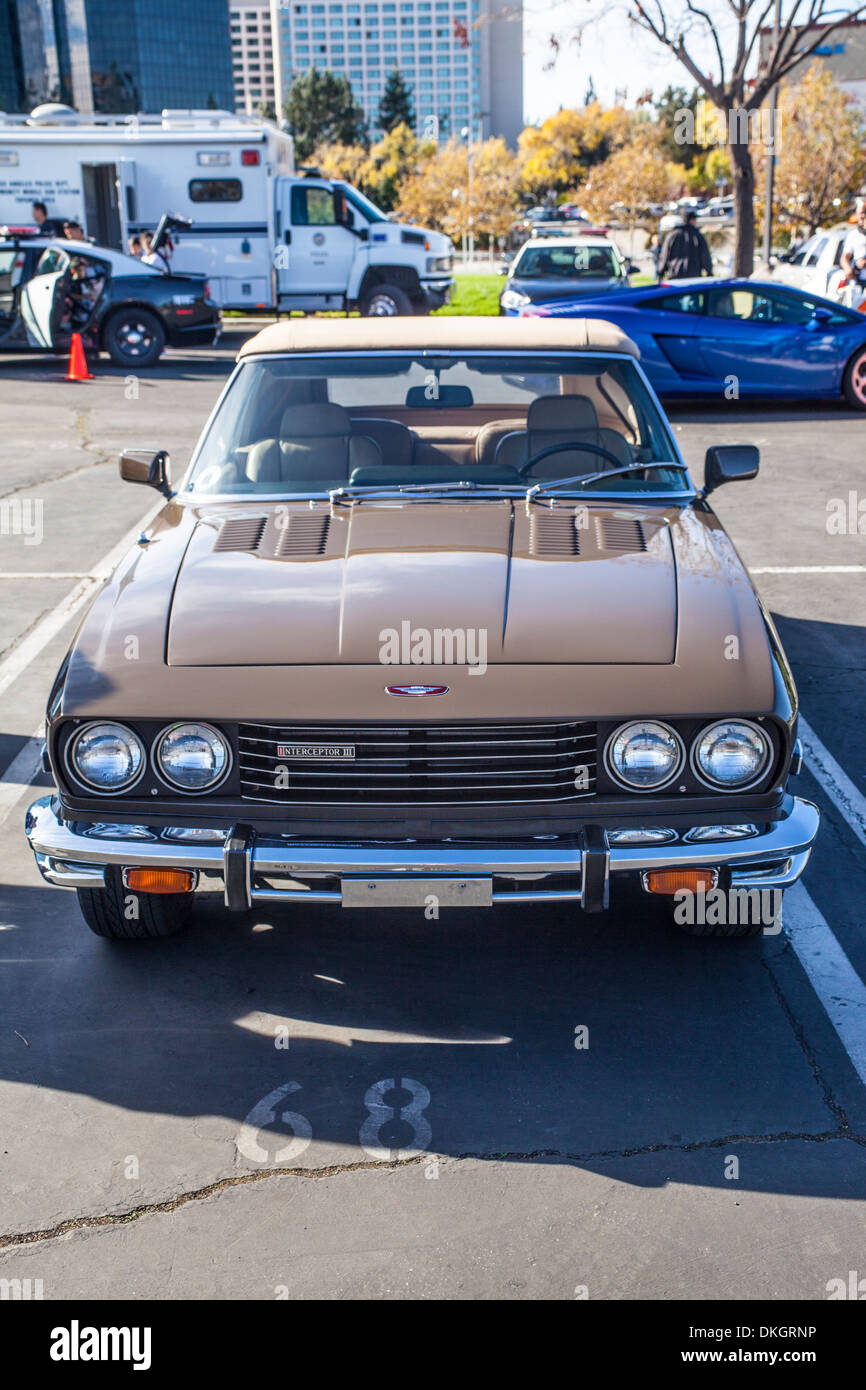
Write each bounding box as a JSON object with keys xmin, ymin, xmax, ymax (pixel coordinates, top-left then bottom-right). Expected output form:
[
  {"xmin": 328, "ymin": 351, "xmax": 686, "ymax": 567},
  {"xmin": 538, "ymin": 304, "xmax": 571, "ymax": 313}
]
[
  {"xmin": 330, "ymin": 481, "xmax": 519, "ymax": 504},
  {"xmin": 525, "ymin": 462, "xmax": 692, "ymax": 503}
]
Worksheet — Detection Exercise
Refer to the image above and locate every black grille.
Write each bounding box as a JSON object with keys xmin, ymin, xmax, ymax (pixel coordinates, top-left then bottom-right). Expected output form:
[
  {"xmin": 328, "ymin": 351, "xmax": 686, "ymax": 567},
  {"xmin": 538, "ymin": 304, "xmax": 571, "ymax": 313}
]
[{"xmin": 237, "ymin": 720, "xmax": 598, "ymax": 806}]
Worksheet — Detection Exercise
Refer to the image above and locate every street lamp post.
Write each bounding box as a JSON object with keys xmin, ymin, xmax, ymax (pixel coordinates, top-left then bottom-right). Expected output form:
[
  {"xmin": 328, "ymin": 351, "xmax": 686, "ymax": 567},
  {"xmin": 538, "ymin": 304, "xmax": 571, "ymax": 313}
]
[
  {"xmin": 461, "ymin": 123, "xmax": 474, "ymax": 265},
  {"xmin": 761, "ymin": 0, "xmax": 782, "ymax": 268}
]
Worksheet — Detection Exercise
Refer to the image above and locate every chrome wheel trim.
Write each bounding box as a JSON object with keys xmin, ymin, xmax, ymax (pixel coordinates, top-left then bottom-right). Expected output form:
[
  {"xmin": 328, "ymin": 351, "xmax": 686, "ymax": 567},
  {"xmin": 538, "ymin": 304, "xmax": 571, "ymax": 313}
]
[
  {"xmin": 366, "ymin": 291, "xmax": 400, "ymax": 316},
  {"xmin": 115, "ymin": 317, "xmax": 155, "ymax": 357}
]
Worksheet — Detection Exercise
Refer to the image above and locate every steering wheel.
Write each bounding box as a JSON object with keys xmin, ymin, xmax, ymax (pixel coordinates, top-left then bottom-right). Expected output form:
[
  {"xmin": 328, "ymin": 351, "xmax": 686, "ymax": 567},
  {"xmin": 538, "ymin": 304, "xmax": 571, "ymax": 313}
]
[{"xmin": 517, "ymin": 441, "xmax": 627, "ymax": 477}]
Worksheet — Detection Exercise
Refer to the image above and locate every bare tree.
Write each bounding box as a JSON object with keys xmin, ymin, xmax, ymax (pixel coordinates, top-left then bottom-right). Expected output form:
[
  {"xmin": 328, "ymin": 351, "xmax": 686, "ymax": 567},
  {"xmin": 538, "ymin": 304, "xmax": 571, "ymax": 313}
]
[{"xmin": 625, "ymin": 1, "xmax": 866, "ymax": 272}]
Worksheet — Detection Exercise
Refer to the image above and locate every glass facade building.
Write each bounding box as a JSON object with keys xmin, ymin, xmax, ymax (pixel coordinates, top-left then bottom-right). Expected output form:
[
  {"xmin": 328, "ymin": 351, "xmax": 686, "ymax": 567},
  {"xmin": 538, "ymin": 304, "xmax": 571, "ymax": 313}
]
[
  {"xmin": 83, "ymin": 0, "xmax": 235, "ymax": 112},
  {"xmin": 0, "ymin": 0, "xmax": 235, "ymax": 115}
]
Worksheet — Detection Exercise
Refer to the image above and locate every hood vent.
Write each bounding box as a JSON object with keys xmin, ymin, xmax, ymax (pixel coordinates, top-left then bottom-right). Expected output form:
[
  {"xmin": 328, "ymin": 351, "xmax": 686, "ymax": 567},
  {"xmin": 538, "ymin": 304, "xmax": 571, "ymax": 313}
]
[
  {"xmin": 213, "ymin": 516, "xmax": 267, "ymax": 552},
  {"xmin": 530, "ymin": 509, "xmax": 581, "ymax": 557},
  {"xmin": 275, "ymin": 512, "xmax": 331, "ymax": 557},
  {"xmin": 597, "ymin": 515, "xmax": 646, "ymax": 554}
]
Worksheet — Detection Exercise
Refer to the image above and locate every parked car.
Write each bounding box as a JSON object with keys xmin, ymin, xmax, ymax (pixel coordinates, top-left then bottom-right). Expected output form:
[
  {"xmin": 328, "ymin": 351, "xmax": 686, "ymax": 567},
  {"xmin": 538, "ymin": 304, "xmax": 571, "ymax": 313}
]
[
  {"xmin": 659, "ymin": 207, "xmax": 683, "ymax": 235},
  {"xmin": 500, "ymin": 236, "xmax": 632, "ymax": 315},
  {"xmin": 697, "ymin": 197, "xmax": 734, "ymax": 227},
  {"xmin": 525, "ymin": 278, "xmax": 866, "ymax": 408},
  {"xmin": 0, "ymin": 235, "xmax": 220, "ymax": 367},
  {"xmin": 771, "ymin": 227, "xmax": 849, "ymax": 300},
  {"xmin": 25, "ymin": 316, "xmax": 818, "ymax": 940}
]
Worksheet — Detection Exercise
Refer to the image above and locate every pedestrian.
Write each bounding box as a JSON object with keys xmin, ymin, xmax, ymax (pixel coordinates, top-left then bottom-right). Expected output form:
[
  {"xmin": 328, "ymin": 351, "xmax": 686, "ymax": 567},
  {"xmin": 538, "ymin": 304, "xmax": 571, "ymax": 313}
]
[
  {"xmin": 658, "ymin": 210, "xmax": 713, "ymax": 280},
  {"xmin": 31, "ymin": 200, "xmax": 65, "ymax": 236},
  {"xmin": 840, "ymin": 198, "xmax": 866, "ymax": 309},
  {"xmin": 648, "ymin": 232, "xmax": 661, "ymax": 277},
  {"xmin": 62, "ymin": 220, "xmax": 86, "ymax": 241},
  {"xmin": 141, "ymin": 229, "xmax": 171, "ymax": 272},
  {"xmin": 128, "ymin": 236, "xmax": 143, "ymax": 257}
]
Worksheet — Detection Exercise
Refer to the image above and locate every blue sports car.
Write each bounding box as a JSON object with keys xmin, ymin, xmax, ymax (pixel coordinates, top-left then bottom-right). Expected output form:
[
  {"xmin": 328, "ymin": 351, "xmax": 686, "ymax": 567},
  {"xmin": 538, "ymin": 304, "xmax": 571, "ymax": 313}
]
[{"xmin": 523, "ymin": 278, "xmax": 866, "ymax": 410}]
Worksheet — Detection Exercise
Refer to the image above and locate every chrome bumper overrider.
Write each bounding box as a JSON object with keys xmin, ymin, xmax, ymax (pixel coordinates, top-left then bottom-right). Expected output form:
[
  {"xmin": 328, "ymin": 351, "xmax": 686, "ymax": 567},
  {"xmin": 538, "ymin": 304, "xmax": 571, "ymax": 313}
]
[{"xmin": 25, "ymin": 794, "xmax": 820, "ymax": 913}]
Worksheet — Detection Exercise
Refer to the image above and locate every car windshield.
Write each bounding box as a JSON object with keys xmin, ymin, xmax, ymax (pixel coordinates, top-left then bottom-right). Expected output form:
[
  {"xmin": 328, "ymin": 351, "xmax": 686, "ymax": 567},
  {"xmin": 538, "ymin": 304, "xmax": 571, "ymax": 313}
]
[
  {"xmin": 185, "ymin": 353, "xmax": 685, "ymax": 497},
  {"xmin": 338, "ymin": 183, "xmax": 388, "ymax": 224},
  {"xmin": 514, "ymin": 245, "xmax": 621, "ymax": 279}
]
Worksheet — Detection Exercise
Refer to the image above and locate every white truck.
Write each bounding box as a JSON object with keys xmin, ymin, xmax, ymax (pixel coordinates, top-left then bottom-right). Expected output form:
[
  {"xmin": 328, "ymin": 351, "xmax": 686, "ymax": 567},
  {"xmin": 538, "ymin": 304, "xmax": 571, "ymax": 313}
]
[{"xmin": 0, "ymin": 105, "xmax": 454, "ymax": 316}]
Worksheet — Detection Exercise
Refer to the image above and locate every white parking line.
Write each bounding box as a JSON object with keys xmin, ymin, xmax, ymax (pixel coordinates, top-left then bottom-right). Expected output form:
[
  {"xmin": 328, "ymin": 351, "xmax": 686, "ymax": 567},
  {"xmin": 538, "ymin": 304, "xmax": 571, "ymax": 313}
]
[
  {"xmin": 0, "ymin": 732, "xmax": 43, "ymax": 831},
  {"xmin": 0, "ymin": 572, "xmax": 93, "ymax": 580},
  {"xmin": 783, "ymin": 882, "xmax": 866, "ymax": 1089},
  {"xmin": 799, "ymin": 715, "xmax": 866, "ymax": 854},
  {"xmin": 0, "ymin": 502, "xmax": 160, "ymax": 703}
]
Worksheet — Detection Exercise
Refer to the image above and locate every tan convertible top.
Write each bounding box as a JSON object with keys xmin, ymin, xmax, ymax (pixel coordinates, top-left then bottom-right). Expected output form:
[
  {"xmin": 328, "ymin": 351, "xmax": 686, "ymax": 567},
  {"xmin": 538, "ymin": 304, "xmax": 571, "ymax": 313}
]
[{"xmin": 238, "ymin": 314, "xmax": 640, "ymax": 360}]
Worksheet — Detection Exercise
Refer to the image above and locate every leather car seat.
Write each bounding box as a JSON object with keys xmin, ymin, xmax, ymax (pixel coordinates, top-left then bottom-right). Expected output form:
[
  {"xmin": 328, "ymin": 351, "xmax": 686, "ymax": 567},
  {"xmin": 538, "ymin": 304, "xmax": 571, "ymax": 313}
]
[
  {"xmin": 495, "ymin": 395, "xmax": 633, "ymax": 478},
  {"xmin": 245, "ymin": 402, "xmax": 381, "ymax": 486},
  {"xmin": 350, "ymin": 417, "xmax": 414, "ymax": 470},
  {"xmin": 474, "ymin": 419, "xmax": 525, "ymax": 469}
]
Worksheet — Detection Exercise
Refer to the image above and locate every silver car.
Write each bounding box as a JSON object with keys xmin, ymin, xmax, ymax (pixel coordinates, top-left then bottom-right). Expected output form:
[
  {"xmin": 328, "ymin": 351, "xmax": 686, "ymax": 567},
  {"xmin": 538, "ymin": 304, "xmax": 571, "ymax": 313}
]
[
  {"xmin": 771, "ymin": 228, "xmax": 849, "ymax": 300},
  {"xmin": 500, "ymin": 236, "xmax": 632, "ymax": 315}
]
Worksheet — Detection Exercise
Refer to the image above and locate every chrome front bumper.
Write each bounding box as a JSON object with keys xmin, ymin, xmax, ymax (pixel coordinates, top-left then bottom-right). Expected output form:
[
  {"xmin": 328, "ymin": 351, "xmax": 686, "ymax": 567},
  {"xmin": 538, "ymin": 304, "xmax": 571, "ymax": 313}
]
[{"xmin": 25, "ymin": 795, "xmax": 820, "ymax": 913}]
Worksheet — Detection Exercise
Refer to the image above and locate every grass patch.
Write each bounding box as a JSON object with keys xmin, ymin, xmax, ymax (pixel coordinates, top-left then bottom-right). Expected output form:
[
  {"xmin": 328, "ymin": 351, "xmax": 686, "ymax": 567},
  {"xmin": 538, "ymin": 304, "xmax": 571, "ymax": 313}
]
[{"xmin": 434, "ymin": 274, "xmax": 505, "ymax": 316}]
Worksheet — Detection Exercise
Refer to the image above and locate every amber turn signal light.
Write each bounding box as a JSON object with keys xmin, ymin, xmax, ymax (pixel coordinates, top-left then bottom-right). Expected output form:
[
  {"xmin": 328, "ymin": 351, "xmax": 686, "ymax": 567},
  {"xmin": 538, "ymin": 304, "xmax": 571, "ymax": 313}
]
[
  {"xmin": 123, "ymin": 867, "xmax": 196, "ymax": 894},
  {"xmin": 642, "ymin": 868, "xmax": 719, "ymax": 896}
]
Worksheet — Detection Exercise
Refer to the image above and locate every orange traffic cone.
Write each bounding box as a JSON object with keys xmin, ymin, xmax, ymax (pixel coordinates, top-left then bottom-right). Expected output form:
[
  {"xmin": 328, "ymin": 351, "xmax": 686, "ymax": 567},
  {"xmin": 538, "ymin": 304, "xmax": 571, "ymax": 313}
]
[{"xmin": 66, "ymin": 332, "xmax": 93, "ymax": 381}]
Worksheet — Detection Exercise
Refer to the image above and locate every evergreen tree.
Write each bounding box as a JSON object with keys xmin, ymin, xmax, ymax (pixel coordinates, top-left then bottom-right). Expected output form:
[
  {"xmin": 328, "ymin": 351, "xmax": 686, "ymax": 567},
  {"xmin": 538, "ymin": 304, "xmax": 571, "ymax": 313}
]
[
  {"xmin": 654, "ymin": 85, "xmax": 703, "ymax": 167},
  {"xmin": 284, "ymin": 69, "xmax": 369, "ymax": 163},
  {"xmin": 378, "ymin": 68, "xmax": 415, "ymax": 134}
]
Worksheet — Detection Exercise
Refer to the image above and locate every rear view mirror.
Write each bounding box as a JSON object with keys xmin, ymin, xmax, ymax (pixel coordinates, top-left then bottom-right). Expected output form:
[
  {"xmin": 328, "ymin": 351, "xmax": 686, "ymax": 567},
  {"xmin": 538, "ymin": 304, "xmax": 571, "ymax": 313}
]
[
  {"xmin": 704, "ymin": 444, "xmax": 759, "ymax": 495},
  {"xmin": 405, "ymin": 384, "xmax": 474, "ymax": 409},
  {"xmin": 120, "ymin": 448, "xmax": 172, "ymax": 497}
]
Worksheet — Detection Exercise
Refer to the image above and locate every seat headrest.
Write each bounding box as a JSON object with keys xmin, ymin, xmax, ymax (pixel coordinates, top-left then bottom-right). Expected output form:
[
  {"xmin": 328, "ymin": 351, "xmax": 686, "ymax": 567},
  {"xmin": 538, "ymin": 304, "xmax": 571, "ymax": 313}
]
[
  {"xmin": 527, "ymin": 395, "xmax": 599, "ymax": 434},
  {"xmin": 281, "ymin": 402, "xmax": 350, "ymax": 438}
]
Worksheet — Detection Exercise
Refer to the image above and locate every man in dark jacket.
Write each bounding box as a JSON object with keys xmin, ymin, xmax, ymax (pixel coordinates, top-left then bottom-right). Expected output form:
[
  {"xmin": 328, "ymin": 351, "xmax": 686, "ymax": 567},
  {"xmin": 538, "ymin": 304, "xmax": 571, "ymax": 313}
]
[
  {"xmin": 32, "ymin": 201, "xmax": 65, "ymax": 237},
  {"xmin": 658, "ymin": 210, "xmax": 713, "ymax": 280}
]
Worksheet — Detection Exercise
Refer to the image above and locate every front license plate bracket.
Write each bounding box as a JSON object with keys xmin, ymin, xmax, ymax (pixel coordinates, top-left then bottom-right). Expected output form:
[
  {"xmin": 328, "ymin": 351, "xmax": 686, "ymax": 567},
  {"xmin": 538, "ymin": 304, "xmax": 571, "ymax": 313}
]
[{"xmin": 341, "ymin": 876, "xmax": 493, "ymax": 909}]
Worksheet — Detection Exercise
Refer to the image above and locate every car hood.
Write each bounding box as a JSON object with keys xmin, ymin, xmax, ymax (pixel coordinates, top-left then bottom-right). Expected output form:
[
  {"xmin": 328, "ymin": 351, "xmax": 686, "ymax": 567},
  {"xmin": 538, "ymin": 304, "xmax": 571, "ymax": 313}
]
[
  {"xmin": 510, "ymin": 276, "xmax": 626, "ymax": 302},
  {"xmin": 166, "ymin": 499, "xmax": 677, "ymax": 666},
  {"xmin": 61, "ymin": 497, "xmax": 775, "ymax": 719}
]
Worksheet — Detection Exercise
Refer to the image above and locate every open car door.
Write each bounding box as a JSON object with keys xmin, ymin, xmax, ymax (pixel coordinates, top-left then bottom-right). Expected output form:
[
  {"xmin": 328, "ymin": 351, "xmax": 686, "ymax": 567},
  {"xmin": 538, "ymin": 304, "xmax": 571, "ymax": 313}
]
[{"xmin": 19, "ymin": 245, "xmax": 70, "ymax": 348}]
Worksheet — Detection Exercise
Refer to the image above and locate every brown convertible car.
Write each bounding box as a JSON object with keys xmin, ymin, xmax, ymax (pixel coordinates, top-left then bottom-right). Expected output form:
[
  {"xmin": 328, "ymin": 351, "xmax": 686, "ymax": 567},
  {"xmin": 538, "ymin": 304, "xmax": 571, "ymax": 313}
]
[{"xmin": 25, "ymin": 317, "xmax": 819, "ymax": 939}]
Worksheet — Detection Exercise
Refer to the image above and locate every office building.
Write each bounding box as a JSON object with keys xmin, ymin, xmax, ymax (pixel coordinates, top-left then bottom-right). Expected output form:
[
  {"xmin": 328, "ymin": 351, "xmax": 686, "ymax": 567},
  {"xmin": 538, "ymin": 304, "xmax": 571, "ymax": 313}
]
[
  {"xmin": 270, "ymin": 0, "xmax": 523, "ymax": 145},
  {"xmin": 0, "ymin": 0, "xmax": 234, "ymax": 115},
  {"xmin": 759, "ymin": 18, "xmax": 866, "ymax": 108},
  {"xmin": 230, "ymin": 0, "xmax": 276, "ymax": 114}
]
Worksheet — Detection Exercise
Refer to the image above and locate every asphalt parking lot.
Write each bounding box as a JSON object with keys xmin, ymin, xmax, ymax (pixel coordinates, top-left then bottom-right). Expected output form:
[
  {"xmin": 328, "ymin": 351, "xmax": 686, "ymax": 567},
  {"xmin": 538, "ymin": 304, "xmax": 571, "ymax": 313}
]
[{"xmin": 0, "ymin": 326, "xmax": 864, "ymax": 1301}]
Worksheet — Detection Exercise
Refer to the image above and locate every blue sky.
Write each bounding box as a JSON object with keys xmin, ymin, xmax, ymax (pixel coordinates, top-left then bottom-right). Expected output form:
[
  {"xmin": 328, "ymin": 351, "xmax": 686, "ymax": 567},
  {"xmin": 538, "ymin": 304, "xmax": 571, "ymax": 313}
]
[{"xmin": 521, "ymin": 1, "xmax": 737, "ymax": 122}]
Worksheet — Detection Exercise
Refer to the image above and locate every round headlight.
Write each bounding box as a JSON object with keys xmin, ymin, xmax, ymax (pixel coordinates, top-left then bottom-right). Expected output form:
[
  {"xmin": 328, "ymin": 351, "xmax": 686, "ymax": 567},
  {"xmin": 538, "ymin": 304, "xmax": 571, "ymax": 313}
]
[
  {"xmin": 693, "ymin": 720, "xmax": 770, "ymax": 790},
  {"xmin": 155, "ymin": 723, "xmax": 230, "ymax": 792},
  {"xmin": 606, "ymin": 720, "xmax": 684, "ymax": 791},
  {"xmin": 68, "ymin": 722, "xmax": 144, "ymax": 792}
]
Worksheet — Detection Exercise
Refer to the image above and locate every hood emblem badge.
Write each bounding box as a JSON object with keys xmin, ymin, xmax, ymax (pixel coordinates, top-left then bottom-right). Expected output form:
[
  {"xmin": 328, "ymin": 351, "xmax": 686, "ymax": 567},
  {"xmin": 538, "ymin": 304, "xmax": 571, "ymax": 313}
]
[{"xmin": 386, "ymin": 684, "xmax": 450, "ymax": 697}]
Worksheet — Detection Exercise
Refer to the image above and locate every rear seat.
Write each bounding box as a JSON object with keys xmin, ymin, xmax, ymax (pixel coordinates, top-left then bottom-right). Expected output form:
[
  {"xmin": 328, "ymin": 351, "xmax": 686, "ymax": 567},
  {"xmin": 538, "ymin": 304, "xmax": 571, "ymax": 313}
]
[{"xmin": 350, "ymin": 418, "xmax": 414, "ymax": 469}]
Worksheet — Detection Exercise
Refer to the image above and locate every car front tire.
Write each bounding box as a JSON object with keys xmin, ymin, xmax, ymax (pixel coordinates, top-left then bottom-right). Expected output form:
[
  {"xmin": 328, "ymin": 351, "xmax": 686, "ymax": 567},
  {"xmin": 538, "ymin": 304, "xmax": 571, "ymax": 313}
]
[
  {"xmin": 671, "ymin": 889, "xmax": 782, "ymax": 939},
  {"xmin": 359, "ymin": 283, "xmax": 414, "ymax": 317},
  {"xmin": 76, "ymin": 866, "xmax": 193, "ymax": 940},
  {"xmin": 842, "ymin": 345, "xmax": 866, "ymax": 409},
  {"xmin": 103, "ymin": 308, "xmax": 166, "ymax": 368}
]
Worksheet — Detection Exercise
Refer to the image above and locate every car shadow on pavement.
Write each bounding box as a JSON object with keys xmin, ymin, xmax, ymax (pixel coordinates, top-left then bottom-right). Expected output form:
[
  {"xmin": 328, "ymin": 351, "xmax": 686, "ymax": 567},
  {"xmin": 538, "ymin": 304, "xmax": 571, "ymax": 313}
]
[
  {"xmin": 1, "ymin": 866, "xmax": 861, "ymax": 1205},
  {"xmin": 665, "ymin": 397, "xmax": 865, "ymax": 423}
]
